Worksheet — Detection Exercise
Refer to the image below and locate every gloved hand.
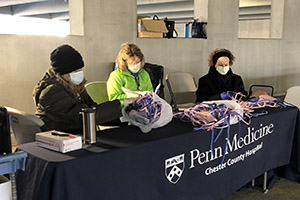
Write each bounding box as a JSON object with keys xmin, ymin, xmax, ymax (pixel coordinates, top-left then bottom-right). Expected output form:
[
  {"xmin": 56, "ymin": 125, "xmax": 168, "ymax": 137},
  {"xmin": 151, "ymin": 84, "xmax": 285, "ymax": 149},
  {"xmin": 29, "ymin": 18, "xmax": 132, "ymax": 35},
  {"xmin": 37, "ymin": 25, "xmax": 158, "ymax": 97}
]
[{"xmin": 220, "ymin": 91, "xmax": 230, "ymax": 100}]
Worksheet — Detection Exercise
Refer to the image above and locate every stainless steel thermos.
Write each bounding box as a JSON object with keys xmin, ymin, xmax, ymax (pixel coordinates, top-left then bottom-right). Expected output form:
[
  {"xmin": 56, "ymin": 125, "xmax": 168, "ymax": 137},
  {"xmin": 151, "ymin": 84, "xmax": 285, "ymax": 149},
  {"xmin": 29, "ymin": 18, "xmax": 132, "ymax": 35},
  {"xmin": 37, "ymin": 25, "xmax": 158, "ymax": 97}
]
[{"xmin": 81, "ymin": 107, "xmax": 96, "ymax": 144}]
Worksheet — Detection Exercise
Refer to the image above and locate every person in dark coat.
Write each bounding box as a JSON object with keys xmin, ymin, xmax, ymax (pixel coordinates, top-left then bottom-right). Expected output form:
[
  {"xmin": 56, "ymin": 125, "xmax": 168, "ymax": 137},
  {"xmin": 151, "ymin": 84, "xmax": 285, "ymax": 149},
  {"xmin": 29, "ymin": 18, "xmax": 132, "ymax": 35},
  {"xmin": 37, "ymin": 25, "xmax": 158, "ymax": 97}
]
[
  {"xmin": 196, "ymin": 48, "xmax": 248, "ymax": 102},
  {"xmin": 33, "ymin": 44, "xmax": 122, "ymax": 134}
]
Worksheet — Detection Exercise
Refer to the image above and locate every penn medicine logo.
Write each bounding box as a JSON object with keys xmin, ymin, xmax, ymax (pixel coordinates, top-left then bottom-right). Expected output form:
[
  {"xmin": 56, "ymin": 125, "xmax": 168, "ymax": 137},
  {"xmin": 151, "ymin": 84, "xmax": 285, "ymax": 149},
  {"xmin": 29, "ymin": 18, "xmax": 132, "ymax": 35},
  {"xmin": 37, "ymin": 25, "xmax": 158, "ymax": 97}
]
[{"xmin": 165, "ymin": 154, "xmax": 185, "ymax": 184}]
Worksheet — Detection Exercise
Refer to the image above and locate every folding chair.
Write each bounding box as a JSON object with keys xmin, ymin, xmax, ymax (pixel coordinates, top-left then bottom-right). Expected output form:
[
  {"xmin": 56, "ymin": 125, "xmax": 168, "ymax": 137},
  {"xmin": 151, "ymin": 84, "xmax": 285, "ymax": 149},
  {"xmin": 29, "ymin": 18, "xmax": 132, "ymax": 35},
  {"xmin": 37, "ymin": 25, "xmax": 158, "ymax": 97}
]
[
  {"xmin": 166, "ymin": 72, "xmax": 197, "ymax": 112},
  {"xmin": 284, "ymin": 86, "xmax": 300, "ymax": 108},
  {"xmin": 85, "ymin": 81, "xmax": 109, "ymax": 104},
  {"xmin": 249, "ymin": 84, "xmax": 274, "ymax": 96},
  {"xmin": 5, "ymin": 107, "xmax": 47, "ymax": 146},
  {"xmin": 248, "ymin": 84, "xmax": 274, "ymax": 193},
  {"xmin": 85, "ymin": 81, "xmax": 123, "ymax": 130}
]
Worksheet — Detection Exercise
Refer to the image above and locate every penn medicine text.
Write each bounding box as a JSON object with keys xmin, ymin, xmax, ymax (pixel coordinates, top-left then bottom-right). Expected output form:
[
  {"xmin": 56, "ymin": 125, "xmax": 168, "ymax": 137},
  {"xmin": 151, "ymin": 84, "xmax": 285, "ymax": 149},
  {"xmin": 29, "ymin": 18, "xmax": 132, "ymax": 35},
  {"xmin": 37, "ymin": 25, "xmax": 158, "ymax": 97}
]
[{"xmin": 190, "ymin": 123, "xmax": 274, "ymax": 169}]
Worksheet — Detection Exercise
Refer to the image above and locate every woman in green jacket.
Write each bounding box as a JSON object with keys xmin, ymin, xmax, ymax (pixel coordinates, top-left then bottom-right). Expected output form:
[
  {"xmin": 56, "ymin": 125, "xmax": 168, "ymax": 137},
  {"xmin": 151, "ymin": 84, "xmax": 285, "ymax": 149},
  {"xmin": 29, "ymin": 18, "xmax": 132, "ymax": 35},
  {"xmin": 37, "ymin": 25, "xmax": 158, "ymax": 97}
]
[
  {"xmin": 107, "ymin": 43, "xmax": 153, "ymax": 102},
  {"xmin": 34, "ymin": 44, "xmax": 122, "ymax": 134}
]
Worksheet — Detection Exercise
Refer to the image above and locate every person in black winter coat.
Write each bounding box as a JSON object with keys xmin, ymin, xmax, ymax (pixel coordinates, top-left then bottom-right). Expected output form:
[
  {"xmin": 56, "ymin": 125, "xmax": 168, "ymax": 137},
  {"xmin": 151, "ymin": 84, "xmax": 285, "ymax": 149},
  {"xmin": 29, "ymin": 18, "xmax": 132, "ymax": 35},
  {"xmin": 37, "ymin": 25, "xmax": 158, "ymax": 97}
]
[
  {"xmin": 33, "ymin": 44, "xmax": 122, "ymax": 134},
  {"xmin": 196, "ymin": 48, "xmax": 248, "ymax": 102}
]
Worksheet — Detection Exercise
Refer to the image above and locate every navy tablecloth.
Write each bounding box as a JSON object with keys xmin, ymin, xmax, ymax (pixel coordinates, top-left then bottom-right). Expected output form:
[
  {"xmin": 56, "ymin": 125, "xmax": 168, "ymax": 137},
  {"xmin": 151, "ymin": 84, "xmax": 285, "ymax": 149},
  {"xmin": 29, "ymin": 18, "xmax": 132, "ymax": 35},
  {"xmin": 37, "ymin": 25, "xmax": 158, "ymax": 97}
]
[{"xmin": 16, "ymin": 107, "xmax": 300, "ymax": 200}]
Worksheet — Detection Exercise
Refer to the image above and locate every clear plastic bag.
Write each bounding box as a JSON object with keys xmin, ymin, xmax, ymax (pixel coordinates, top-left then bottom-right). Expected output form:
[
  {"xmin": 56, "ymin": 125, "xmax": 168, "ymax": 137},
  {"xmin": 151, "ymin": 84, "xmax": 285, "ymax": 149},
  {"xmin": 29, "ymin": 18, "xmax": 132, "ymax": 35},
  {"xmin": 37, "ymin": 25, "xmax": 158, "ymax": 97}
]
[
  {"xmin": 122, "ymin": 89, "xmax": 173, "ymax": 133},
  {"xmin": 202, "ymin": 100, "xmax": 244, "ymax": 125}
]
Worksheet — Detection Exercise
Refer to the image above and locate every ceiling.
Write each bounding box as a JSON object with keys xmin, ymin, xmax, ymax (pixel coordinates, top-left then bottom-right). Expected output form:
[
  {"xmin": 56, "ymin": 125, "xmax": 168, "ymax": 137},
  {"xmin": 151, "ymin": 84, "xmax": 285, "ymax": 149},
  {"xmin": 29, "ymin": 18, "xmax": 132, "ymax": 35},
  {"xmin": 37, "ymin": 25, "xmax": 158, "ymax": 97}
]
[{"xmin": 0, "ymin": 0, "xmax": 69, "ymax": 20}]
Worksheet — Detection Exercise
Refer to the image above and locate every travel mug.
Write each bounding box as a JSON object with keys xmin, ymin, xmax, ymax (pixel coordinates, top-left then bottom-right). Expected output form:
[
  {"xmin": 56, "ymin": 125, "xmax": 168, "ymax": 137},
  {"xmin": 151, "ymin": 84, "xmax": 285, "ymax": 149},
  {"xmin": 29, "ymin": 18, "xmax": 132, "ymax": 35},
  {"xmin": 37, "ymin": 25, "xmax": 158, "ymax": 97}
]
[{"xmin": 81, "ymin": 107, "xmax": 97, "ymax": 144}]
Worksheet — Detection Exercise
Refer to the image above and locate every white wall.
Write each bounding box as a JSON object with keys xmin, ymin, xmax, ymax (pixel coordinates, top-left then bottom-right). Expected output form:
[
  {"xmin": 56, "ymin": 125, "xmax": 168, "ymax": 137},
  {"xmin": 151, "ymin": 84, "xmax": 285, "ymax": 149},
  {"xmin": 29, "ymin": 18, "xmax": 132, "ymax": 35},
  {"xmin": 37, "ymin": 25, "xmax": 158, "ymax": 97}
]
[{"xmin": 0, "ymin": 0, "xmax": 300, "ymax": 114}]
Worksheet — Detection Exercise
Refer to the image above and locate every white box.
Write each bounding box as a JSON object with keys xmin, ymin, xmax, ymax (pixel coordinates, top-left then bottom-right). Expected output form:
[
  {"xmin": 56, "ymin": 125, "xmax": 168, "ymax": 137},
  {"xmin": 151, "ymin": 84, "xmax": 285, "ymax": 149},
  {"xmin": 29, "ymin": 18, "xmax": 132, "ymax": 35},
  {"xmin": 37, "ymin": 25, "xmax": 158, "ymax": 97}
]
[
  {"xmin": 0, "ymin": 175, "xmax": 11, "ymax": 200},
  {"xmin": 36, "ymin": 130, "xmax": 82, "ymax": 153}
]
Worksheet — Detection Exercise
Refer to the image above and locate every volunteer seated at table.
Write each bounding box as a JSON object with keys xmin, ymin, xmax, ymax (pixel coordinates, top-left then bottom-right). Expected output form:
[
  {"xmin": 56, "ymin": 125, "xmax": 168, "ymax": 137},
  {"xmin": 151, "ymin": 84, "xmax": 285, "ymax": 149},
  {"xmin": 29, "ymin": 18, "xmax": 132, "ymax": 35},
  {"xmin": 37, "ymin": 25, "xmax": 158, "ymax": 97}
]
[
  {"xmin": 33, "ymin": 44, "xmax": 122, "ymax": 134},
  {"xmin": 107, "ymin": 43, "xmax": 153, "ymax": 103},
  {"xmin": 196, "ymin": 48, "xmax": 266, "ymax": 102}
]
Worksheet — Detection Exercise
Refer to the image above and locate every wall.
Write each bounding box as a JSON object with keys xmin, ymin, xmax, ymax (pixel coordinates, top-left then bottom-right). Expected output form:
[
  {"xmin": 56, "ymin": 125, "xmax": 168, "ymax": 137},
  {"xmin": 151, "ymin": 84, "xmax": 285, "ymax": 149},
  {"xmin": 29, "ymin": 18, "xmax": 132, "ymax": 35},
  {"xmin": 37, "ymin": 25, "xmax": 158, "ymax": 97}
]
[
  {"xmin": 238, "ymin": 19, "xmax": 271, "ymax": 38},
  {"xmin": 0, "ymin": 0, "xmax": 300, "ymax": 114}
]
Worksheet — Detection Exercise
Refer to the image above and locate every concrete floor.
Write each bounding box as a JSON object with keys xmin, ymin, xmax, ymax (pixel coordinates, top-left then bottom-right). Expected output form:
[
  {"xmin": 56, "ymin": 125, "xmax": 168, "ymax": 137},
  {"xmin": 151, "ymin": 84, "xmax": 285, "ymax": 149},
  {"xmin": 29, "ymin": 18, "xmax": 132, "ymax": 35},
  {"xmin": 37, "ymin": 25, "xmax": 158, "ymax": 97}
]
[{"xmin": 224, "ymin": 178, "xmax": 300, "ymax": 200}]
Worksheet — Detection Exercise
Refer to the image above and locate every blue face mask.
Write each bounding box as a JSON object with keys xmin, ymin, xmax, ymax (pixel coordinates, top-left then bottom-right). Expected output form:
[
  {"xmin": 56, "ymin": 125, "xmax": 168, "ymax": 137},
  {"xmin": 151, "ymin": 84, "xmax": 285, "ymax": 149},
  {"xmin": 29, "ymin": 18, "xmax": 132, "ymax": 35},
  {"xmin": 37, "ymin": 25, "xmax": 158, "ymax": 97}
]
[{"xmin": 70, "ymin": 71, "xmax": 84, "ymax": 85}]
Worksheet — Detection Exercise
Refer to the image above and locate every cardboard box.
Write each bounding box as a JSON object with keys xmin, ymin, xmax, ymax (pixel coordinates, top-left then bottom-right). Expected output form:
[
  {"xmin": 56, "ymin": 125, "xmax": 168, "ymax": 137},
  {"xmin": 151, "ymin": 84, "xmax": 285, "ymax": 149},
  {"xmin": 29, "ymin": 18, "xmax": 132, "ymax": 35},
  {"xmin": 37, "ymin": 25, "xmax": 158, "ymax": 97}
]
[
  {"xmin": 0, "ymin": 175, "xmax": 11, "ymax": 200},
  {"xmin": 137, "ymin": 18, "xmax": 168, "ymax": 38},
  {"xmin": 36, "ymin": 130, "xmax": 82, "ymax": 153}
]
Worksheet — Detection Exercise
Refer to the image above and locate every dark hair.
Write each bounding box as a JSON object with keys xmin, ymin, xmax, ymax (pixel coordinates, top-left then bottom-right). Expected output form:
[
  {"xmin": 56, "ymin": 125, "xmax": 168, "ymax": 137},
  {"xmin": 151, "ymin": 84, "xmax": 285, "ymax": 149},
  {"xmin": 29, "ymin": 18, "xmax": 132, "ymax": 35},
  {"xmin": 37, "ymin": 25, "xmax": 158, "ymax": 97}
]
[{"xmin": 208, "ymin": 48, "xmax": 235, "ymax": 67}]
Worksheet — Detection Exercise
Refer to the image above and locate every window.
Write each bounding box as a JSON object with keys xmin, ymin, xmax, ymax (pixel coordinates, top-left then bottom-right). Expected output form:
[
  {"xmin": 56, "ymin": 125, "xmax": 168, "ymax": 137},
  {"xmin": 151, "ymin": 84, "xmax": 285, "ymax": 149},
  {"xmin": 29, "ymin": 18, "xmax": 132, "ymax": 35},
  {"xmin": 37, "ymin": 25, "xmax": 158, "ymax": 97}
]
[
  {"xmin": 0, "ymin": 0, "xmax": 70, "ymax": 36},
  {"xmin": 238, "ymin": 0, "xmax": 284, "ymax": 39},
  {"xmin": 0, "ymin": 14, "xmax": 69, "ymax": 36}
]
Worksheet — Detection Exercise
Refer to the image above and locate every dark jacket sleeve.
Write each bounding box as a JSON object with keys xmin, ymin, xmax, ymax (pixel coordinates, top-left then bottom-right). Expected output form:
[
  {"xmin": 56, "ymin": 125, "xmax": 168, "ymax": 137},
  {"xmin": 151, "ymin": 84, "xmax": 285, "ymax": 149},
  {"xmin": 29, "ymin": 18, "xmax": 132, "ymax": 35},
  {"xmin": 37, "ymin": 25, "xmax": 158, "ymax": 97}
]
[
  {"xmin": 234, "ymin": 75, "xmax": 248, "ymax": 96},
  {"xmin": 196, "ymin": 76, "xmax": 220, "ymax": 102},
  {"xmin": 40, "ymin": 84, "xmax": 84, "ymax": 122},
  {"xmin": 81, "ymin": 90, "xmax": 97, "ymax": 107},
  {"xmin": 196, "ymin": 77, "xmax": 206, "ymax": 102},
  {"xmin": 95, "ymin": 100, "xmax": 122, "ymax": 124},
  {"xmin": 196, "ymin": 73, "xmax": 248, "ymax": 102}
]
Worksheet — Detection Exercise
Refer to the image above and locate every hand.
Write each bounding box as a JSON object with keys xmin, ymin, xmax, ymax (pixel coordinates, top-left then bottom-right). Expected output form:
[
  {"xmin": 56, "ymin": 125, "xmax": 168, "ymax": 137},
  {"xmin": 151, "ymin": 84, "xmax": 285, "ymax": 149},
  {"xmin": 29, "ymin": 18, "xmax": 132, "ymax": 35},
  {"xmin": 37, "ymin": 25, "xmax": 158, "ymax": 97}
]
[{"xmin": 220, "ymin": 92, "xmax": 230, "ymax": 100}]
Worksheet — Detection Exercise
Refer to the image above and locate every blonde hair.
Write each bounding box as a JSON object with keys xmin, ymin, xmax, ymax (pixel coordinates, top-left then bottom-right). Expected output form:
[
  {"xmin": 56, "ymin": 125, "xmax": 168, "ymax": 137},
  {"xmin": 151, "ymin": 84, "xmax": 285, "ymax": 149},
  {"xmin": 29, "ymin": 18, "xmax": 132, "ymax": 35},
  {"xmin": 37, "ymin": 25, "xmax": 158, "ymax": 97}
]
[
  {"xmin": 208, "ymin": 48, "xmax": 235, "ymax": 67},
  {"xmin": 49, "ymin": 68, "xmax": 87, "ymax": 97},
  {"xmin": 115, "ymin": 43, "xmax": 145, "ymax": 71}
]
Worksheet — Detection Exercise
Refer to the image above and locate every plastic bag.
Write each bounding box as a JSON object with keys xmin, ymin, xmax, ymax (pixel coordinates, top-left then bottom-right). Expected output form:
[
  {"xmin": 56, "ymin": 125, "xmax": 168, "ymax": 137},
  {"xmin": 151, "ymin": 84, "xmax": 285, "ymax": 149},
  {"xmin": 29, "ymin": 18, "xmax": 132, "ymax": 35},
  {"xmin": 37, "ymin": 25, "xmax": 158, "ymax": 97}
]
[
  {"xmin": 202, "ymin": 100, "xmax": 243, "ymax": 125},
  {"xmin": 121, "ymin": 87, "xmax": 148, "ymax": 98},
  {"xmin": 122, "ymin": 90, "xmax": 173, "ymax": 133}
]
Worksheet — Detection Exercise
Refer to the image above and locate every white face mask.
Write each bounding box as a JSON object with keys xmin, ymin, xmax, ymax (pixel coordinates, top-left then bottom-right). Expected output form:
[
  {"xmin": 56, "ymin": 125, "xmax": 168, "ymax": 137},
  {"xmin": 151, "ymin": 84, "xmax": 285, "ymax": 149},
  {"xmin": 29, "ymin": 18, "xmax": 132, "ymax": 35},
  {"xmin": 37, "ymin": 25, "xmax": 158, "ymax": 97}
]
[
  {"xmin": 128, "ymin": 62, "xmax": 141, "ymax": 73},
  {"xmin": 216, "ymin": 65, "xmax": 230, "ymax": 75},
  {"xmin": 70, "ymin": 71, "xmax": 84, "ymax": 85}
]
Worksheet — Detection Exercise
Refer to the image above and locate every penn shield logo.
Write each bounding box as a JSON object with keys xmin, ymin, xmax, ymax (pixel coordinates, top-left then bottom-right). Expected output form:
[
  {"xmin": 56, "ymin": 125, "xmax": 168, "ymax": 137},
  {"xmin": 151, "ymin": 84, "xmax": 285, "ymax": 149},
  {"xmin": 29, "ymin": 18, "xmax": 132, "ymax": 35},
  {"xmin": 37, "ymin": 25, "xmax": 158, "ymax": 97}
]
[{"xmin": 165, "ymin": 154, "xmax": 185, "ymax": 184}]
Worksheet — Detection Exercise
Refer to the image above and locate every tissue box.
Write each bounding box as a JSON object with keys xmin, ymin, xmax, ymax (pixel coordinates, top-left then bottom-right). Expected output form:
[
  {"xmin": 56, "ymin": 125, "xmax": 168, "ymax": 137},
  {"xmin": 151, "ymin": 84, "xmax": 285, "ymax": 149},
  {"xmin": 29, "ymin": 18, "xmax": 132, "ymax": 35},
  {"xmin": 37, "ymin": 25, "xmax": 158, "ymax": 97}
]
[{"xmin": 36, "ymin": 130, "xmax": 82, "ymax": 153}]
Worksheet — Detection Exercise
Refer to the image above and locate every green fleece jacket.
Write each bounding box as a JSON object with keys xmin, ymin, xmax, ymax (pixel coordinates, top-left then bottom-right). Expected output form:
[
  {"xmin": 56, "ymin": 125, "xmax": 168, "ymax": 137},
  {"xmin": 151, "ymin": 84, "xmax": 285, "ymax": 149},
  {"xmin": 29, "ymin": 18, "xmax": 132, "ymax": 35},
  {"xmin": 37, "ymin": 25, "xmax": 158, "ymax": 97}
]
[{"xmin": 107, "ymin": 69, "xmax": 153, "ymax": 100}]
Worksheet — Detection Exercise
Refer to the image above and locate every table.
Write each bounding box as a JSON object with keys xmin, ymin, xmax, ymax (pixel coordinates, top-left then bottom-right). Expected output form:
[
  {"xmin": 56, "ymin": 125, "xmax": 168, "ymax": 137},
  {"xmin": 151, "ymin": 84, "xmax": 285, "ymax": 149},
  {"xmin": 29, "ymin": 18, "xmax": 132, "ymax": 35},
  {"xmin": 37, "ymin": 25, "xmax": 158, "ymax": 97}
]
[{"xmin": 16, "ymin": 107, "xmax": 300, "ymax": 200}]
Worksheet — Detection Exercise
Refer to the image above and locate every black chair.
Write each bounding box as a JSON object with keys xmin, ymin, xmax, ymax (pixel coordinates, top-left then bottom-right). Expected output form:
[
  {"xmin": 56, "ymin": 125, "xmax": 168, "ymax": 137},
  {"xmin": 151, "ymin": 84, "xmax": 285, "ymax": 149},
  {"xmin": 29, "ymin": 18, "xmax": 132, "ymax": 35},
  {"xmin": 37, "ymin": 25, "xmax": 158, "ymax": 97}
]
[
  {"xmin": 143, "ymin": 62, "xmax": 165, "ymax": 99},
  {"xmin": 1, "ymin": 107, "xmax": 28, "ymax": 200},
  {"xmin": 0, "ymin": 107, "xmax": 12, "ymax": 155}
]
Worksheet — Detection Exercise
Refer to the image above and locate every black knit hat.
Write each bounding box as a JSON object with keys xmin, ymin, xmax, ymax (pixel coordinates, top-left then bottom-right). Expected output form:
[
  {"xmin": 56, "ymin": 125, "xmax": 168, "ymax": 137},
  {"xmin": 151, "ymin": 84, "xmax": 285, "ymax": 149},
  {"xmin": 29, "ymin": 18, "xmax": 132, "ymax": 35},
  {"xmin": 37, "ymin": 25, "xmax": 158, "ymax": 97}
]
[
  {"xmin": 212, "ymin": 51, "xmax": 231, "ymax": 67},
  {"xmin": 50, "ymin": 44, "xmax": 84, "ymax": 75}
]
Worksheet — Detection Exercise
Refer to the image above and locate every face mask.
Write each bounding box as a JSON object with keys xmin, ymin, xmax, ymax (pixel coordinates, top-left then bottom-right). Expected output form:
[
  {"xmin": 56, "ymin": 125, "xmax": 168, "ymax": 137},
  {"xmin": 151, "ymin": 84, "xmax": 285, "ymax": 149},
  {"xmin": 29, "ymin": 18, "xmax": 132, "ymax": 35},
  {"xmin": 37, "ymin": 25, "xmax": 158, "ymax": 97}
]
[
  {"xmin": 128, "ymin": 62, "xmax": 141, "ymax": 73},
  {"xmin": 216, "ymin": 65, "xmax": 230, "ymax": 75},
  {"xmin": 70, "ymin": 71, "xmax": 84, "ymax": 85}
]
